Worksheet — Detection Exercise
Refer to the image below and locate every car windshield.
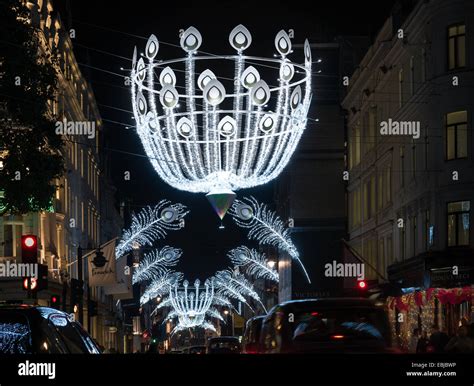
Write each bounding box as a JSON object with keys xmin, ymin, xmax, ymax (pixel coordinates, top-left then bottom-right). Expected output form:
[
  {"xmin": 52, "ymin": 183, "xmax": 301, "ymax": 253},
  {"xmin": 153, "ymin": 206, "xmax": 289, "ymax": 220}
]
[
  {"xmin": 45, "ymin": 314, "xmax": 99, "ymax": 354},
  {"xmin": 0, "ymin": 311, "xmax": 32, "ymax": 354},
  {"xmin": 291, "ymin": 307, "xmax": 388, "ymax": 342}
]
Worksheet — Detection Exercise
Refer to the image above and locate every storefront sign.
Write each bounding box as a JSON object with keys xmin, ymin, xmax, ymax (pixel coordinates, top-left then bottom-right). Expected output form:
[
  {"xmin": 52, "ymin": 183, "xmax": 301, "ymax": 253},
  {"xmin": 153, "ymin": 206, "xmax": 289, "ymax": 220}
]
[{"xmin": 429, "ymin": 267, "xmax": 473, "ymax": 288}]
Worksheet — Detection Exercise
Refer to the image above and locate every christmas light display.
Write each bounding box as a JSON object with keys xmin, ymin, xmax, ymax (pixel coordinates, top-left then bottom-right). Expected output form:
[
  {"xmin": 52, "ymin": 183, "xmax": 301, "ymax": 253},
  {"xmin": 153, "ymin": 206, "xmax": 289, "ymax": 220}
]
[
  {"xmin": 140, "ymin": 270, "xmax": 183, "ymax": 305},
  {"xmin": 132, "ymin": 246, "xmax": 182, "ymax": 284},
  {"xmin": 130, "ymin": 26, "xmax": 312, "ymax": 219},
  {"xmin": 214, "ymin": 269, "xmax": 266, "ymax": 312},
  {"xmin": 115, "ymin": 200, "xmax": 189, "ymax": 259},
  {"xmin": 229, "ymin": 196, "xmax": 310, "ymax": 282},
  {"xmin": 168, "ymin": 279, "xmax": 215, "ymax": 329},
  {"xmin": 0, "ymin": 323, "xmax": 30, "ymax": 353},
  {"xmin": 228, "ymin": 246, "xmax": 279, "ymax": 282}
]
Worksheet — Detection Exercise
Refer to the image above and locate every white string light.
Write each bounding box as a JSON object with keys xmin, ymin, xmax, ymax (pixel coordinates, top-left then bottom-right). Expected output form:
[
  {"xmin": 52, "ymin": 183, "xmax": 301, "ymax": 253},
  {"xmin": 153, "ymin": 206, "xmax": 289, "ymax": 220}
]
[
  {"xmin": 115, "ymin": 200, "xmax": 189, "ymax": 259},
  {"xmin": 132, "ymin": 246, "xmax": 182, "ymax": 284},
  {"xmin": 228, "ymin": 246, "xmax": 279, "ymax": 282},
  {"xmin": 130, "ymin": 26, "xmax": 312, "ymax": 200},
  {"xmin": 229, "ymin": 196, "xmax": 311, "ymax": 283}
]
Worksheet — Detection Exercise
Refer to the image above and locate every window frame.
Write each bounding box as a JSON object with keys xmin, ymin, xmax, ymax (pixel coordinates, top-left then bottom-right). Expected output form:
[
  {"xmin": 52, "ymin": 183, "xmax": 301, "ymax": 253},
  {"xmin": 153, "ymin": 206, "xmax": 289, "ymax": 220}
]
[
  {"xmin": 447, "ymin": 23, "xmax": 466, "ymax": 71},
  {"xmin": 445, "ymin": 110, "xmax": 468, "ymax": 161},
  {"xmin": 446, "ymin": 200, "xmax": 470, "ymax": 247}
]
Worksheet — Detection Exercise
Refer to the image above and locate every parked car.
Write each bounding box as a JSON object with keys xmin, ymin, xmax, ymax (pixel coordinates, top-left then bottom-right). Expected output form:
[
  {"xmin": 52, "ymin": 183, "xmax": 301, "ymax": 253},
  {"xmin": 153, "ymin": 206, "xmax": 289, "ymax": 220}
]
[
  {"xmin": 242, "ymin": 315, "xmax": 265, "ymax": 354},
  {"xmin": 207, "ymin": 336, "xmax": 241, "ymax": 354},
  {"xmin": 0, "ymin": 304, "xmax": 101, "ymax": 354},
  {"xmin": 259, "ymin": 298, "xmax": 392, "ymax": 353}
]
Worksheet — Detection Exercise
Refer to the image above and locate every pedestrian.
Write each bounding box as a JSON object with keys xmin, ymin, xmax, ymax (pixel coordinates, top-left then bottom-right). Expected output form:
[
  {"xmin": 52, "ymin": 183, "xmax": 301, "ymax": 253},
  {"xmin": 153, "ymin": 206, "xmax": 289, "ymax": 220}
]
[
  {"xmin": 429, "ymin": 325, "xmax": 449, "ymax": 353},
  {"xmin": 416, "ymin": 330, "xmax": 429, "ymax": 353},
  {"xmin": 408, "ymin": 328, "xmax": 420, "ymax": 353},
  {"xmin": 445, "ymin": 326, "xmax": 474, "ymax": 353}
]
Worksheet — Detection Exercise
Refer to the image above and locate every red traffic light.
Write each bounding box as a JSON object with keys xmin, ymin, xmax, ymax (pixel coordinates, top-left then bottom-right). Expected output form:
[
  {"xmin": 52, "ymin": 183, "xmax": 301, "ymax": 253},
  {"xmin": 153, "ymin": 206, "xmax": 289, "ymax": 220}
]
[
  {"xmin": 357, "ymin": 280, "xmax": 367, "ymax": 289},
  {"xmin": 22, "ymin": 235, "xmax": 37, "ymax": 249},
  {"xmin": 21, "ymin": 235, "xmax": 38, "ymax": 264},
  {"xmin": 51, "ymin": 296, "xmax": 58, "ymax": 303},
  {"xmin": 23, "ymin": 277, "xmax": 37, "ymax": 290}
]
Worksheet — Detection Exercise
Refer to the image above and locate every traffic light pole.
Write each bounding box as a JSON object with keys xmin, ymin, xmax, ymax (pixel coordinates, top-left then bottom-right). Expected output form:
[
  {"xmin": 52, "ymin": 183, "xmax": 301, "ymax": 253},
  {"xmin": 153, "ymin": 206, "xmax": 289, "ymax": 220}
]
[{"xmin": 77, "ymin": 246, "xmax": 84, "ymax": 325}]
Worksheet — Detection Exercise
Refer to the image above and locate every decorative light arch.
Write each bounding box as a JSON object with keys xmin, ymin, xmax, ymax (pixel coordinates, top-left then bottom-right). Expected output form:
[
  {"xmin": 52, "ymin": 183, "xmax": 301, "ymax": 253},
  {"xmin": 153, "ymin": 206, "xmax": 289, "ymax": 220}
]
[{"xmin": 130, "ymin": 25, "xmax": 313, "ymax": 219}]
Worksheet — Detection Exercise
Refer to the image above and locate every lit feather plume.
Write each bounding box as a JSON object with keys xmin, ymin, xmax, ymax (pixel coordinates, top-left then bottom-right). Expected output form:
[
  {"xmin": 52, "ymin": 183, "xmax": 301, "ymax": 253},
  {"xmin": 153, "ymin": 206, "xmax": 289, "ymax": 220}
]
[
  {"xmin": 206, "ymin": 307, "xmax": 225, "ymax": 322},
  {"xmin": 132, "ymin": 246, "xmax": 182, "ymax": 284},
  {"xmin": 115, "ymin": 200, "xmax": 189, "ymax": 258},
  {"xmin": 201, "ymin": 321, "xmax": 217, "ymax": 333},
  {"xmin": 229, "ymin": 196, "xmax": 310, "ymax": 283},
  {"xmin": 140, "ymin": 270, "xmax": 183, "ymax": 305},
  {"xmin": 214, "ymin": 270, "xmax": 266, "ymax": 312},
  {"xmin": 228, "ymin": 246, "xmax": 279, "ymax": 282}
]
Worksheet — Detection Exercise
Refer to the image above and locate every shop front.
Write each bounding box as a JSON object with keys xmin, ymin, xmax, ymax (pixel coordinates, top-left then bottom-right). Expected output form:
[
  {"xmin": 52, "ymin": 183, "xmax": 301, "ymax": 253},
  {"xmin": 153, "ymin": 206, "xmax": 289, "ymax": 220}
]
[{"xmin": 386, "ymin": 251, "xmax": 474, "ymax": 351}]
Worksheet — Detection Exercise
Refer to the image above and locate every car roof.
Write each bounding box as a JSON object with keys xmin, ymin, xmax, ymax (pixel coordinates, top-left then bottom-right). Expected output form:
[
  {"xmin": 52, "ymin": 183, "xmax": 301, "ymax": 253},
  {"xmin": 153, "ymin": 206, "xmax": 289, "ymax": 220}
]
[
  {"xmin": 268, "ymin": 298, "xmax": 381, "ymax": 314},
  {"xmin": 0, "ymin": 304, "xmax": 72, "ymax": 319}
]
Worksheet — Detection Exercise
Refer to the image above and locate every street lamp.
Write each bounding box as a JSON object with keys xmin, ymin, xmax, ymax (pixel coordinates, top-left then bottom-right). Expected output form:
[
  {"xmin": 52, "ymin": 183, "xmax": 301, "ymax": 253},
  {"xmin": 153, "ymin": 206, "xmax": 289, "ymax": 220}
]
[{"xmin": 267, "ymin": 260, "xmax": 276, "ymax": 269}]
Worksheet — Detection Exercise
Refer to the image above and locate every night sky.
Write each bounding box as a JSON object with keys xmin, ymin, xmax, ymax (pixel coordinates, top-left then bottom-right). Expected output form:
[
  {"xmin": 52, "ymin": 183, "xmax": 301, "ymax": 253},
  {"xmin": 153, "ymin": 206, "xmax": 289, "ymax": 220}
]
[{"xmin": 56, "ymin": 0, "xmax": 398, "ymax": 280}]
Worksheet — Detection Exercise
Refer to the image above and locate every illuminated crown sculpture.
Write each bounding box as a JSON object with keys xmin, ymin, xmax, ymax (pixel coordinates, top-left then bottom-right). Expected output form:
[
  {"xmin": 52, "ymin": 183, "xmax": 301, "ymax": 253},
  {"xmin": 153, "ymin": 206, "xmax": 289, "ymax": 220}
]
[
  {"xmin": 131, "ymin": 25, "xmax": 312, "ymax": 220},
  {"xmin": 168, "ymin": 279, "xmax": 214, "ymax": 330}
]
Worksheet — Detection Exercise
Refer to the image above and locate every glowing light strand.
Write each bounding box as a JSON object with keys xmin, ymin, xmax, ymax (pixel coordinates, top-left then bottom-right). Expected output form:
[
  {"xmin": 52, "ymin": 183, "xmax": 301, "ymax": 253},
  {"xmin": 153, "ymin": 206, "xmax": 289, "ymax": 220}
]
[
  {"xmin": 130, "ymin": 26, "xmax": 312, "ymax": 196},
  {"xmin": 115, "ymin": 200, "xmax": 189, "ymax": 259},
  {"xmin": 228, "ymin": 246, "xmax": 279, "ymax": 282},
  {"xmin": 229, "ymin": 196, "xmax": 311, "ymax": 283},
  {"xmin": 140, "ymin": 270, "xmax": 183, "ymax": 305},
  {"xmin": 132, "ymin": 246, "xmax": 182, "ymax": 284},
  {"xmin": 214, "ymin": 269, "xmax": 266, "ymax": 312}
]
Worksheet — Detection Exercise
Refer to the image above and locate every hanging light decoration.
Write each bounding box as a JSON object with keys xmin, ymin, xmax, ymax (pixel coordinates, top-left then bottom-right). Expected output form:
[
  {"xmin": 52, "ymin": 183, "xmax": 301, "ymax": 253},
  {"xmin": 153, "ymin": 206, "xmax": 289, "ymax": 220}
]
[
  {"xmin": 130, "ymin": 26, "xmax": 312, "ymax": 220},
  {"xmin": 168, "ymin": 279, "xmax": 215, "ymax": 329}
]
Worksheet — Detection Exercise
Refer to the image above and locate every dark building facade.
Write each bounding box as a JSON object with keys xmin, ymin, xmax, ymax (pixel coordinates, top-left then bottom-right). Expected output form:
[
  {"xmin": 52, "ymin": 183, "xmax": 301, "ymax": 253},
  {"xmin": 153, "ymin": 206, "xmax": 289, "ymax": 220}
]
[{"xmin": 275, "ymin": 37, "xmax": 370, "ymax": 301}]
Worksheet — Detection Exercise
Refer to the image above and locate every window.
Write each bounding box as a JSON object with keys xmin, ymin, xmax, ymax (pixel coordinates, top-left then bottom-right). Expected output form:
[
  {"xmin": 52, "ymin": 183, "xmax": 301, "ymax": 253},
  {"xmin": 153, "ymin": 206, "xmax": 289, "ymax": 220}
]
[
  {"xmin": 363, "ymin": 175, "xmax": 375, "ymax": 221},
  {"xmin": 363, "ymin": 110, "xmax": 376, "ymax": 153},
  {"xmin": 446, "ymin": 110, "xmax": 467, "ymax": 160},
  {"xmin": 447, "ymin": 201, "xmax": 470, "ymax": 246},
  {"xmin": 3, "ymin": 223, "xmax": 23, "ymax": 258},
  {"xmin": 378, "ymin": 165, "xmax": 392, "ymax": 211},
  {"xmin": 400, "ymin": 147, "xmax": 405, "ymax": 187},
  {"xmin": 350, "ymin": 123, "xmax": 361, "ymax": 168},
  {"xmin": 448, "ymin": 24, "xmax": 466, "ymax": 70},
  {"xmin": 385, "ymin": 166, "xmax": 391, "ymax": 205},
  {"xmin": 350, "ymin": 187, "xmax": 361, "ymax": 229}
]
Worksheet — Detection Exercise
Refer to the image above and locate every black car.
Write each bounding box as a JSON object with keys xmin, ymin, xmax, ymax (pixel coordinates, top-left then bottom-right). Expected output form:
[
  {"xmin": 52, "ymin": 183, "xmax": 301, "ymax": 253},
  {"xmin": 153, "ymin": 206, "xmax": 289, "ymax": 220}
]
[
  {"xmin": 0, "ymin": 304, "xmax": 101, "ymax": 354},
  {"xmin": 242, "ymin": 315, "xmax": 265, "ymax": 354},
  {"xmin": 207, "ymin": 336, "xmax": 241, "ymax": 354},
  {"xmin": 259, "ymin": 298, "xmax": 392, "ymax": 353}
]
